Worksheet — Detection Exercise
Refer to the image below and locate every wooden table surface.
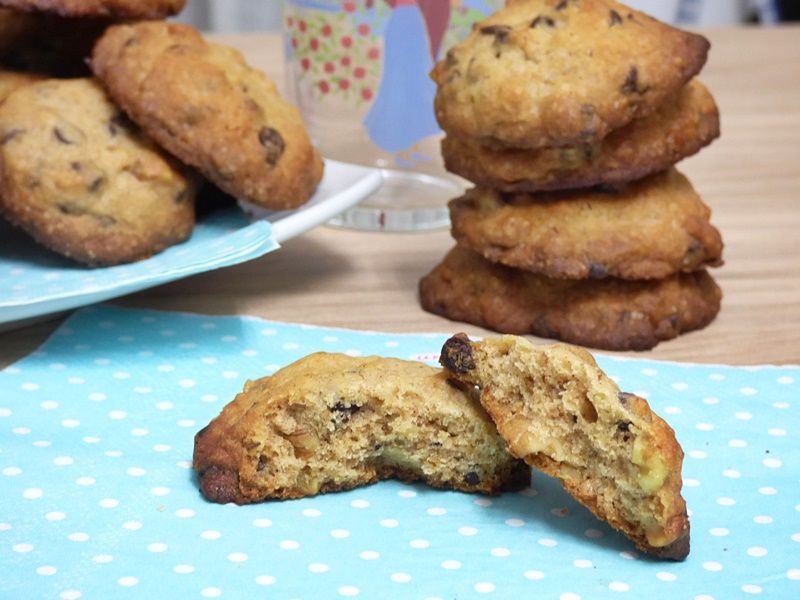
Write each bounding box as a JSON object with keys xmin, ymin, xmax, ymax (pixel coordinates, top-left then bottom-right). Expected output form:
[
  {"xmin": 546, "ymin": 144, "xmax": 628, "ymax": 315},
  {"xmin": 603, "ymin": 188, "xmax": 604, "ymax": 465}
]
[{"xmin": 1, "ymin": 27, "xmax": 799, "ymax": 368}]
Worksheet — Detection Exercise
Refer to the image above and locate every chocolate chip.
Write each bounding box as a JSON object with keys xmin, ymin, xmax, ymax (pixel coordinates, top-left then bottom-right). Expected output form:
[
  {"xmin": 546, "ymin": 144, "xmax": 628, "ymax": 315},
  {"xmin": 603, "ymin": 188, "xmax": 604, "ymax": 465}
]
[
  {"xmin": 0, "ymin": 128, "xmax": 23, "ymax": 145},
  {"xmin": 463, "ymin": 471, "xmax": 481, "ymax": 486},
  {"xmin": 609, "ymin": 9, "xmax": 623, "ymax": 25},
  {"xmin": 617, "ymin": 392, "xmax": 635, "ymax": 405},
  {"xmin": 70, "ymin": 162, "xmax": 82, "ymax": 172},
  {"xmin": 53, "ymin": 127, "xmax": 75, "ymax": 145},
  {"xmin": 620, "ymin": 66, "xmax": 650, "ymax": 95},
  {"xmin": 588, "ymin": 262, "xmax": 607, "ymax": 279},
  {"xmin": 439, "ymin": 333, "xmax": 476, "ymax": 374},
  {"xmin": 174, "ymin": 188, "xmax": 190, "ymax": 204},
  {"xmin": 616, "ymin": 420, "xmax": 631, "ymax": 432},
  {"xmin": 88, "ymin": 177, "xmax": 105, "ymax": 193},
  {"xmin": 124, "ymin": 36, "xmax": 139, "ymax": 48},
  {"xmin": 258, "ymin": 126, "xmax": 285, "ymax": 166},
  {"xmin": 479, "ymin": 24, "xmax": 512, "ymax": 42},
  {"xmin": 57, "ymin": 201, "xmax": 85, "ymax": 216},
  {"xmin": 531, "ymin": 15, "xmax": 556, "ymax": 28},
  {"xmin": 95, "ymin": 214, "xmax": 117, "ymax": 227},
  {"xmin": 256, "ymin": 455, "xmax": 267, "ymax": 472},
  {"xmin": 331, "ymin": 401, "xmax": 360, "ymax": 417},
  {"xmin": 555, "ymin": 0, "xmax": 571, "ymax": 10}
]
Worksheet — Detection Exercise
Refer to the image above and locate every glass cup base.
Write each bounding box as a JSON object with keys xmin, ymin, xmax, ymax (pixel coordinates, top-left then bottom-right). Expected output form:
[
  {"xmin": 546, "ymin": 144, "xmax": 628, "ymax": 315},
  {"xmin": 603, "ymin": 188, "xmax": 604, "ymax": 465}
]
[{"xmin": 327, "ymin": 169, "xmax": 460, "ymax": 232}]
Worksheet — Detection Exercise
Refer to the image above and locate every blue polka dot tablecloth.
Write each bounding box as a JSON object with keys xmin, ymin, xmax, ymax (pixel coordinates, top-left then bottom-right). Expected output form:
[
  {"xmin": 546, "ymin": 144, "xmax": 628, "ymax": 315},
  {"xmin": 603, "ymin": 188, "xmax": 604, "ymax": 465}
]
[{"xmin": 1, "ymin": 306, "xmax": 798, "ymax": 600}]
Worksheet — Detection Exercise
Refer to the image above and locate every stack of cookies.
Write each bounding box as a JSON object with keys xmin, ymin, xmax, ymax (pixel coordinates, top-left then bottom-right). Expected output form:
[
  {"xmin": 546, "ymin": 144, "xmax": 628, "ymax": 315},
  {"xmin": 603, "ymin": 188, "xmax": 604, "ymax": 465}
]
[
  {"xmin": 420, "ymin": 0, "xmax": 724, "ymax": 351},
  {"xmin": 0, "ymin": 0, "xmax": 323, "ymax": 266}
]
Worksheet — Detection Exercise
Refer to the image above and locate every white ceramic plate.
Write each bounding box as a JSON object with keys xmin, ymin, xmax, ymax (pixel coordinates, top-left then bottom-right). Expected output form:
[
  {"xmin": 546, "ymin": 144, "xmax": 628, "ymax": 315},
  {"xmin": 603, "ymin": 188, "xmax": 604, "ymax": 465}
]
[{"xmin": 0, "ymin": 159, "xmax": 381, "ymax": 326}]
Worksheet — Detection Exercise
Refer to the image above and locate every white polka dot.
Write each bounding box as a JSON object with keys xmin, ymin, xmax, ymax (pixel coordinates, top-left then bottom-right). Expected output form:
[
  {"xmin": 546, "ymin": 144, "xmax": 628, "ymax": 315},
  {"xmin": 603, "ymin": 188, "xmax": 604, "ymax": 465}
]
[
  {"xmin": 427, "ymin": 507, "xmax": 447, "ymax": 516},
  {"xmin": 23, "ymin": 488, "xmax": 43, "ymax": 499},
  {"xmin": 45, "ymin": 511, "xmax": 66, "ymax": 522},
  {"xmin": 763, "ymin": 458, "xmax": 782, "ymax": 468},
  {"xmin": 330, "ymin": 529, "xmax": 350, "ymax": 539},
  {"xmin": 759, "ymin": 487, "xmax": 778, "ymax": 495},
  {"xmin": 664, "ymin": 406, "xmax": 681, "ymax": 415},
  {"xmin": 538, "ymin": 538, "xmax": 558, "ymax": 547},
  {"xmin": 152, "ymin": 444, "xmax": 171, "ymax": 452},
  {"xmin": 98, "ymin": 498, "xmax": 119, "ymax": 509},
  {"xmin": 397, "ymin": 490, "xmax": 417, "ymax": 498},
  {"xmin": 391, "ymin": 572, "xmax": 412, "ymax": 583},
  {"xmin": 380, "ymin": 518, "xmax": 399, "ymax": 528},
  {"xmin": 695, "ymin": 595, "xmax": 715, "ymax": 600},
  {"xmin": 175, "ymin": 508, "xmax": 194, "ymax": 518},
  {"xmin": 201, "ymin": 357, "xmax": 218, "ymax": 365},
  {"xmin": 0, "ymin": 523, "xmax": 10, "ymax": 531},
  {"xmin": 173, "ymin": 564, "xmax": 194, "ymax": 574},
  {"xmin": 350, "ymin": 499, "xmax": 369, "ymax": 508},
  {"xmin": 147, "ymin": 543, "xmax": 167, "ymax": 553},
  {"xmin": 641, "ymin": 368, "xmax": 657, "ymax": 376},
  {"xmin": 671, "ymin": 382, "xmax": 689, "ymax": 391},
  {"xmin": 710, "ymin": 528, "xmax": 730, "ymax": 537},
  {"xmin": 773, "ymin": 401, "xmax": 790, "ymax": 409},
  {"xmin": 559, "ymin": 593, "xmax": 580, "ymax": 600},
  {"xmin": 716, "ymin": 497, "xmax": 736, "ymax": 506},
  {"xmin": 302, "ymin": 509, "xmax": 321, "ymax": 517},
  {"xmin": 33, "ymin": 440, "xmax": 51, "ymax": 447},
  {"xmin": 735, "ymin": 412, "xmax": 753, "ymax": 421},
  {"xmin": 359, "ymin": 551, "xmax": 380, "ymax": 560},
  {"xmin": 200, "ymin": 530, "xmax": 221, "ymax": 540},
  {"xmin": 59, "ymin": 590, "xmax": 82, "ymax": 599},
  {"xmin": 2, "ymin": 467, "xmax": 22, "ymax": 476},
  {"xmin": 61, "ymin": 419, "xmax": 80, "ymax": 428},
  {"xmin": 157, "ymin": 364, "xmax": 175, "ymax": 372},
  {"xmin": 200, "ymin": 587, "xmax": 221, "ymax": 598},
  {"xmin": 474, "ymin": 582, "xmax": 495, "ymax": 593},
  {"xmin": 573, "ymin": 559, "xmax": 593, "ymax": 569},
  {"xmin": 584, "ymin": 528, "xmax": 604, "ymax": 538},
  {"xmin": 729, "ymin": 439, "xmax": 748, "ymax": 448},
  {"xmin": 741, "ymin": 585, "xmax": 762, "ymax": 594},
  {"xmin": 104, "ymin": 451, "xmax": 122, "ymax": 458},
  {"xmin": 222, "ymin": 371, "xmax": 239, "ymax": 379},
  {"xmin": 108, "ymin": 410, "xmax": 127, "ymax": 420},
  {"xmin": 656, "ymin": 572, "xmax": 677, "ymax": 582},
  {"xmin": 506, "ymin": 518, "xmax": 525, "ymax": 527},
  {"xmin": 688, "ymin": 450, "xmax": 708, "ymax": 459},
  {"xmin": 524, "ymin": 570, "xmax": 545, "ymax": 581},
  {"xmin": 345, "ymin": 349, "xmax": 362, "ymax": 357},
  {"xmin": 609, "ymin": 581, "xmax": 630, "ymax": 592},
  {"xmin": 777, "ymin": 376, "xmax": 794, "ymax": 384},
  {"xmin": 441, "ymin": 560, "xmax": 462, "ymax": 570},
  {"xmin": 178, "ymin": 379, "xmax": 196, "ymax": 388},
  {"xmin": 68, "ymin": 377, "xmax": 85, "ymax": 384},
  {"xmin": 130, "ymin": 428, "xmax": 149, "ymax": 436},
  {"xmin": 787, "ymin": 569, "xmax": 800, "ymax": 581},
  {"xmin": 13, "ymin": 543, "xmax": 33, "ymax": 553},
  {"xmin": 703, "ymin": 561, "xmax": 723, "ymax": 572},
  {"xmin": 87, "ymin": 392, "xmax": 106, "ymax": 402},
  {"xmin": 280, "ymin": 540, "xmax": 300, "ymax": 549},
  {"xmin": 134, "ymin": 387, "xmax": 151, "ymax": 394},
  {"xmin": 747, "ymin": 547, "xmax": 767, "ymax": 557},
  {"xmin": 68, "ymin": 533, "xmax": 89, "ymax": 542},
  {"xmin": 176, "ymin": 419, "xmax": 195, "ymax": 428},
  {"xmin": 122, "ymin": 521, "xmax": 142, "ymax": 531},
  {"xmin": 491, "ymin": 547, "xmax": 511, "ymax": 557},
  {"xmin": 21, "ymin": 382, "xmax": 40, "ymax": 391},
  {"xmin": 155, "ymin": 402, "xmax": 173, "ymax": 410},
  {"xmin": 740, "ymin": 387, "xmax": 759, "ymax": 396},
  {"xmin": 723, "ymin": 469, "xmax": 741, "ymax": 479},
  {"xmin": 696, "ymin": 423, "xmax": 714, "ymax": 431},
  {"xmin": 40, "ymin": 401, "xmax": 58, "ymax": 410},
  {"xmin": 768, "ymin": 428, "xmax": 787, "ymax": 437},
  {"xmin": 753, "ymin": 515, "xmax": 773, "ymax": 525},
  {"xmin": 409, "ymin": 539, "xmax": 429, "ymax": 549},
  {"xmin": 308, "ymin": 562, "xmax": 329, "ymax": 573},
  {"xmin": 474, "ymin": 498, "xmax": 493, "ymax": 507},
  {"xmin": 228, "ymin": 552, "xmax": 248, "ymax": 563},
  {"xmin": 252, "ymin": 518, "xmax": 272, "ymax": 528},
  {"xmin": 0, "ymin": 408, "xmax": 11, "ymax": 417},
  {"xmin": 684, "ymin": 478, "xmax": 701, "ymax": 487},
  {"xmin": 338, "ymin": 586, "xmax": 359, "ymax": 597},
  {"xmin": 75, "ymin": 476, "xmax": 95, "ymax": 486},
  {"xmin": 458, "ymin": 526, "xmax": 478, "ymax": 536},
  {"xmin": 126, "ymin": 467, "xmax": 146, "ymax": 477},
  {"xmin": 791, "ymin": 533, "xmax": 800, "ymax": 543},
  {"xmin": 37, "ymin": 566, "xmax": 57, "ymax": 576},
  {"xmin": 619, "ymin": 551, "xmax": 637, "ymax": 560},
  {"xmin": 176, "ymin": 460, "xmax": 191, "ymax": 469}
]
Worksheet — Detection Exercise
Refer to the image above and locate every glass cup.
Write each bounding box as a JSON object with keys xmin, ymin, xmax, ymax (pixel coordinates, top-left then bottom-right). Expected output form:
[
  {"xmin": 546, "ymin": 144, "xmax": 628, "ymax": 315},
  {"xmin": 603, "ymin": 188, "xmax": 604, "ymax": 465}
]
[{"xmin": 281, "ymin": 0, "xmax": 504, "ymax": 231}]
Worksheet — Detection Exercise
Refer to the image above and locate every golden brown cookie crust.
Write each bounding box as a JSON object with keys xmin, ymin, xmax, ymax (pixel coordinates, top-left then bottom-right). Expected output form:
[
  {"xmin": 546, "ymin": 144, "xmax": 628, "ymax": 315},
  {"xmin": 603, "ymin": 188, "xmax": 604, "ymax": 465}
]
[
  {"xmin": 91, "ymin": 21, "xmax": 324, "ymax": 210},
  {"xmin": 193, "ymin": 353, "xmax": 530, "ymax": 504},
  {"xmin": 419, "ymin": 246, "xmax": 722, "ymax": 350},
  {"xmin": 0, "ymin": 78, "xmax": 196, "ymax": 266},
  {"xmin": 449, "ymin": 169, "xmax": 724, "ymax": 280},
  {"xmin": 442, "ymin": 80, "xmax": 720, "ymax": 192},
  {"xmin": 0, "ymin": 0, "xmax": 184, "ymax": 18},
  {"xmin": 432, "ymin": 0, "xmax": 709, "ymax": 149},
  {"xmin": 439, "ymin": 333, "xmax": 690, "ymax": 559}
]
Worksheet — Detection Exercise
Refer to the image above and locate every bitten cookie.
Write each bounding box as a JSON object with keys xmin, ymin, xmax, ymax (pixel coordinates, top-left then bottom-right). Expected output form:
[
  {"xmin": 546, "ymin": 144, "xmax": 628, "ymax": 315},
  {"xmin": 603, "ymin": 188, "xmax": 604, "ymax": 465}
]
[
  {"xmin": 419, "ymin": 246, "xmax": 722, "ymax": 351},
  {"xmin": 439, "ymin": 333, "xmax": 690, "ymax": 559},
  {"xmin": 0, "ymin": 0, "xmax": 185, "ymax": 18},
  {"xmin": 0, "ymin": 78, "xmax": 196, "ymax": 266},
  {"xmin": 442, "ymin": 80, "xmax": 720, "ymax": 192},
  {"xmin": 91, "ymin": 21, "xmax": 324, "ymax": 210},
  {"xmin": 449, "ymin": 169, "xmax": 724, "ymax": 281},
  {"xmin": 193, "ymin": 353, "xmax": 531, "ymax": 504},
  {"xmin": 431, "ymin": 0, "xmax": 709, "ymax": 149}
]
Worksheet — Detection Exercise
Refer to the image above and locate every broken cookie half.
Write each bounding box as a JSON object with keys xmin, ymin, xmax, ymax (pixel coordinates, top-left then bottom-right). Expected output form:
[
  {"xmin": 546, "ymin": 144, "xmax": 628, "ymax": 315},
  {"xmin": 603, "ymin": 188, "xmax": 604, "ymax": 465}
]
[{"xmin": 440, "ymin": 333, "xmax": 690, "ymax": 560}]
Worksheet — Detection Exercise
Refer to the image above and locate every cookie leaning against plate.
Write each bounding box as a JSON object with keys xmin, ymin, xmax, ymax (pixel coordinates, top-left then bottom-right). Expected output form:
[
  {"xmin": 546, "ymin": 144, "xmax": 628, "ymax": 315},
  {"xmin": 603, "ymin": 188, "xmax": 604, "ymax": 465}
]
[
  {"xmin": 418, "ymin": 246, "xmax": 722, "ymax": 351},
  {"xmin": 442, "ymin": 80, "xmax": 720, "ymax": 192},
  {"xmin": 91, "ymin": 21, "xmax": 324, "ymax": 210},
  {"xmin": 439, "ymin": 333, "xmax": 690, "ymax": 559},
  {"xmin": 0, "ymin": 0, "xmax": 184, "ymax": 18},
  {"xmin": 0, "ymin": 78, "xmax": 196, "ymax": 266},
  {"xmin": 193, "ymin": 352, "xmax": 531, "ymax": 504},
  {"xmin": 449, "ymin": 169, "xmax": 723, "ymax": 281},
  {"xmin": 431, "ymin": 0, "xmax": 709, "ymax": 149}
]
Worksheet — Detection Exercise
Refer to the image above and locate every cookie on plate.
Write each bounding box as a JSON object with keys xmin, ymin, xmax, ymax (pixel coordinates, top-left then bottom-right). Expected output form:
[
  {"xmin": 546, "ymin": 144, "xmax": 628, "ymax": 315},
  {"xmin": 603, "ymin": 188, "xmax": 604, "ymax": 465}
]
[
  {"xmin": 0, "ymin": 78, "xmax": 196, "ymax": 266},
  {"xmin": 91, "ymin": 21, "xmax": 324, "ymax": 210},
  {"xmin": 431, "ymin": 0, "xmax": 709, "ymax": 149},
  {"xmin": 439, "ymin": 333, "xmax": 690, "ymax": 559},
  {"xmin": 0, "ymin": 0, "xmax": 184, "ymax": 18},
  {"xmin": 449, "ymin": 169, "xmax": 723, "ymax": 280},
  {"xmin": 442, "ymin": 80, "xmax": 720, "ymax": 192},
  {"xmin": 418, "ymin": 246, "xmax": 722, "ymax": 350},
  {"xmin": 193, "ymin": 352, "xmax": 531, "ymax": 504}
]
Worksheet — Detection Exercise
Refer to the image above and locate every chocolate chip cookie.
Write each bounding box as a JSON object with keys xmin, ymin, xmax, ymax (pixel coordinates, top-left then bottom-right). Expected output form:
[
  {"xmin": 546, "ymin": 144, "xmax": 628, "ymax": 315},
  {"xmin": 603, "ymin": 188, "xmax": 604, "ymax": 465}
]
[
  {"xmin": 442, "ymin": 80, "xmax": 720, "ymax": 192},
  {"xmin": 449, "ymin": 169, "xmax": 723, "ymax": 280},
  {"xmin": 91, "ymin": 21, "xmax": 324, "ymax": 210},
  {"xmin": 440, "ymin": 333, "xmax": 690, "ymax": 559},
  {"xmin": 419, "ymin": 246, "xmax": 722, "ymax": 350},
  {"xmin": 0, "ymin": 0, "xmax": 184, "ymax": 18},
  {"xmin": 0, "ymin": 78, "xmax": 196, "ymax": 265},
  {"xmin": 193, "ymin": 352, "xmax": 531, "ymax": 504},
  {"xmin": 432, "ymin": 0, "xmax": 709, "ymax": 149}
]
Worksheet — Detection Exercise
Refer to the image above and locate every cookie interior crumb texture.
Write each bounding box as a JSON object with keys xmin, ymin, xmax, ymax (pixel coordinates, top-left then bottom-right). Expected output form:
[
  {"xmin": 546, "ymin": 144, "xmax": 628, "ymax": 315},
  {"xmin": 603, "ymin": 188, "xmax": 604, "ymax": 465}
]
[
  {"xmin": 440, "ymin": 333, "xmax": 690, "ymax": 560},
  {"xmin": 193, "ymin": 353, "xmax": 530, "ymax": 504}
]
